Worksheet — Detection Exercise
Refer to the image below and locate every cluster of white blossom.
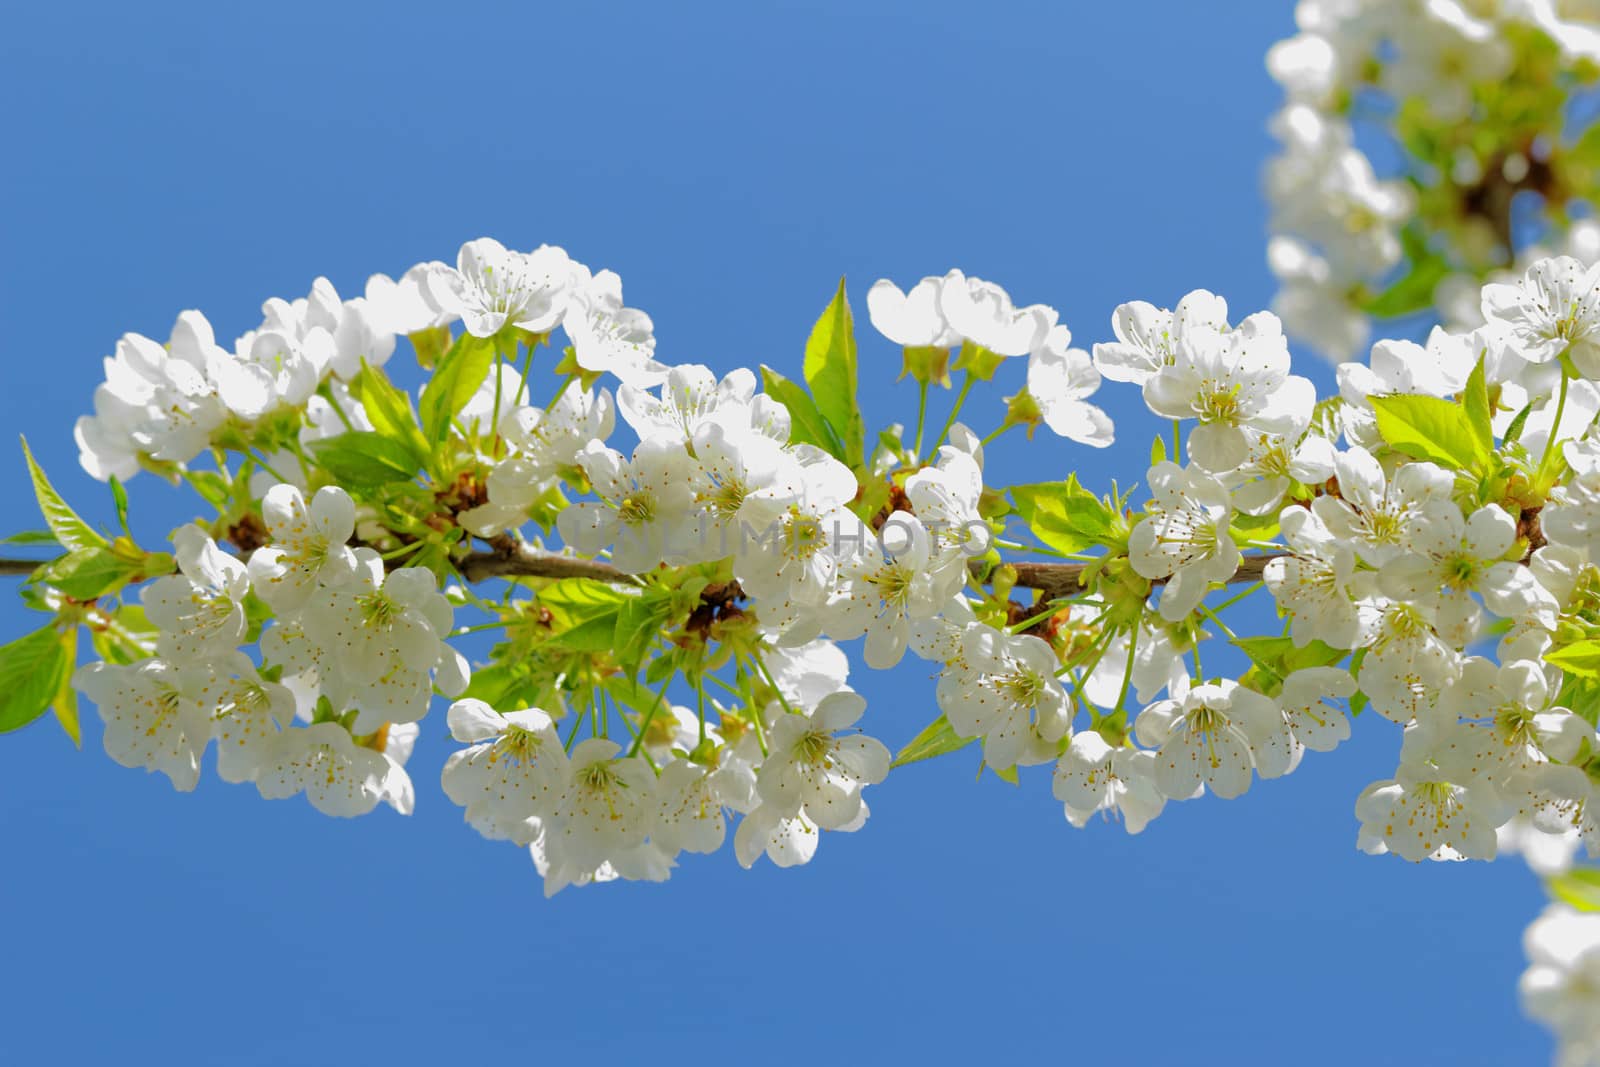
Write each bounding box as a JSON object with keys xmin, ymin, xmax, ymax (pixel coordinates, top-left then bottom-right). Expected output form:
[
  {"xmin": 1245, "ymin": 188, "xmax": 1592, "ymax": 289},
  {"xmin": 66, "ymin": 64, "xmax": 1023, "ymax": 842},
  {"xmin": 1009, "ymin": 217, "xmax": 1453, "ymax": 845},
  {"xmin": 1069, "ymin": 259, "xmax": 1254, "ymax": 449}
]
[
  {"xmin": 51, "ymin": 238, "xmax": 1600, "ymax": 1063},
  {"xmin": 73, "ymin": 489, "xmax": 465, "ymax": 815},
  {"xmin": 442, "ymin": 639, "xmax": 890, "ymax": 895},
  {"xmin": 1524, "ymin": 903, "xmax": 1600, "ymax": 1066},
  {"xmin": 1265, "ymin": 0, "xmax": 1600, "ymax": 361}
]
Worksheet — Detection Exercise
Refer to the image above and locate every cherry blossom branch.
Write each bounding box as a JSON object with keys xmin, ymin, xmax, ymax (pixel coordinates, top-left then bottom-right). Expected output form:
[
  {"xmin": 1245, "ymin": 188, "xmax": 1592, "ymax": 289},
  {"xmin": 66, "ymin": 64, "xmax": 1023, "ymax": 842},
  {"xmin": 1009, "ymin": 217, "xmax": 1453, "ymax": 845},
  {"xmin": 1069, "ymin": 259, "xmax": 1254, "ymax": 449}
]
[
  {"xmin": 440, "ymin": 543, "xmax": 1293, "ymax": 597},
  {"xmin": 0, "ymin": 559, "xmax": 43, "ymax": 576}
]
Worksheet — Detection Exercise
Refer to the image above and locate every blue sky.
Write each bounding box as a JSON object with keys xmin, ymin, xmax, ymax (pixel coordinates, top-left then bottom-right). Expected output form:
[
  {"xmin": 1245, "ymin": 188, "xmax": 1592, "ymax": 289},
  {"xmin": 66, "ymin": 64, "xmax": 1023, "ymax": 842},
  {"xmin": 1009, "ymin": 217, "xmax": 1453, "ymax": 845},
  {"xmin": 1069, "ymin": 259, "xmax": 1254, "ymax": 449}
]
[{"xmin": 0, "ymin": 3, "xmax": 1552, "ymax": 1064}]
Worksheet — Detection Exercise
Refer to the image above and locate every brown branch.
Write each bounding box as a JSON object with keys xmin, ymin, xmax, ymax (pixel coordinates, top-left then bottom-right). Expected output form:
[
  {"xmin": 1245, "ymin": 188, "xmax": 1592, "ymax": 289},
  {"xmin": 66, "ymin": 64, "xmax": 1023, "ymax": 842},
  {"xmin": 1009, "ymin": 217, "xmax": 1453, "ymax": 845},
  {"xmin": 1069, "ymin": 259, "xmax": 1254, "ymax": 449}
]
[
  {"xmin": 1002, "ymin": 552, "xmax": 1286, "ymax": 600},
  {"xmin": 457, "ymin": 539, "xmax": 633, "ymax": 585},
  {"xmin": 0, "ymin": 549, "xmax": 1291, "ymax": 599}
]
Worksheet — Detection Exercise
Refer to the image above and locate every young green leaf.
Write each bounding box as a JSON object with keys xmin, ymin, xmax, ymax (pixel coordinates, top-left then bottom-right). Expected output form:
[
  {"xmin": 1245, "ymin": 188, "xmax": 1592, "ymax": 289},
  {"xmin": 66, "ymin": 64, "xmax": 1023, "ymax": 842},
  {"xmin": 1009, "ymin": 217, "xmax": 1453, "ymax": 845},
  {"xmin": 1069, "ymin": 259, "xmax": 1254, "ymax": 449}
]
[
  {"xmin": 0, "ymin": 625, "xmax": 73, "ymax": 734},
  {"xmin": 356, "ymin": 362, "xmax": 432, "ymax": 467},
  {"xmin": 892, "ymin": 714, "xmax": 974, "ymax": 768},
  {"xmin": 1370, "ymin": 394, "xmax": 1491, "ymax": 471},
  {"xmin": 0, "ymin": 530, "xmax": 60, "ymax": 546},
  {"xmin": 20, "ymin": 436, "xmax": 108, "ymax": 552},
  {"xmin": 51, "ymin": 626, "xmax": 80, "ymax": 746},
  {"xmin": 420, "ymin": 334, "xmax": 496, "ymax": 446},
  {"xmin": 1010, "ymin": 477, "xmax": 1122, "ymax": 556},
  {"xmin": 308, "ymin": 432, "xmax": 423, "ymax": 489},
  {"xmin": 35, "ymin": 547, "xmax": 144, "ymax": 600},
  {"xmin": 1547, "ymin": 639, "xmax": 1600, "ymax": 678},
  {"xmin": 1548, "ymin": 869, "xmax": 1600, "ymax": 912},
  {"xmin": 1464, "ymin": 356, "xmax": 1494, "ymax": 456},
  {"xmin": 760, "ymin": 365, "xmax": 845, "ymax": 458},
  {"xmin": 109, "ymin": 475, "xmax": 131, "ymax": 534},
  {"xmin": 801, "ymin": 279, "xmax": 865, "ymax": 467}
]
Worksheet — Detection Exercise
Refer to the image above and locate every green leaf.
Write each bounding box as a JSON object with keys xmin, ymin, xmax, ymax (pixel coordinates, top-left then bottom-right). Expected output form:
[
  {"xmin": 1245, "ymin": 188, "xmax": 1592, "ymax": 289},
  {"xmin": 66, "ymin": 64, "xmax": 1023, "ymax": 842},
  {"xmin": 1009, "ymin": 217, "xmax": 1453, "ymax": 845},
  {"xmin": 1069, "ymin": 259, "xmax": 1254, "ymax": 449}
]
[
  {"xmin": 1232, "ymin": 635, "xmax": 1348, "ymax": 684},
  {"xmin": 20, "ymin": 437, "xmax": 107, "ymax": 552},
  {"xmin": 539, "ymin": 578, "xmax": 629, "ymax": 652},
  {"xmin": 1464, "ymin": 356, "xmax": 1494, "ymax": 456},
  {"xmin": 801, "ymin": 279, "xmax": 864, "ymax": 467},
  {"xmin": 1548, "ymin": 640, "xmax": 1600, "ymax": 678},
  {"xmin": 0, "ymin": 530, "xmax": 60, "ymax": 546},
  {"xmin": 760, "ymin": 365, "xmax": 845, "ymax": 458},
  {"xmin": 614, "ymin": 592, "xmax": 674, "ymax": 670},
  {"xmin": 35, "ymin": 547, "xmax": 143, "ymax": 600},
  {"xmin": 356, "ymin": 362, "xmax": 432, "ymax": 467},
  {"xmin": 1503, "ymin": 401, "xmax": 1534, "ymax": 445},
  {"xmin": 1361, "ymin": 232, "xmax": 1452, "ymax": 319},
  {"xmin": 1370, "ymin": 394, "xmax": 1490, "ymax": 471},
  {"xmin": 51, "ymin": 626, "xmax": 80, "ymax": 746},
  {"xmin": 308, "ymin": 432, "xmax": 422, "ymax": 489},
  {"xmin": 892, "ymin": 714, "xmax": 974, "ymax": 768},
  {"xmin": 420, "ymin": 334, "xmax": 496, "ymax": 446},
  {"xmin": 1011, "ymin": 477, "xmax": 1122, "ymax": 556},
  {"xmin": 0, "ymin": 625, "xmax": 72, "ymax": 734},
  {"xmin": 109, "ymin": 475, "xmax": 130, "ymax": 534},
  {"xmin": 1548, "ymin": 869, "xmax": 1600, "ymax": 912}
]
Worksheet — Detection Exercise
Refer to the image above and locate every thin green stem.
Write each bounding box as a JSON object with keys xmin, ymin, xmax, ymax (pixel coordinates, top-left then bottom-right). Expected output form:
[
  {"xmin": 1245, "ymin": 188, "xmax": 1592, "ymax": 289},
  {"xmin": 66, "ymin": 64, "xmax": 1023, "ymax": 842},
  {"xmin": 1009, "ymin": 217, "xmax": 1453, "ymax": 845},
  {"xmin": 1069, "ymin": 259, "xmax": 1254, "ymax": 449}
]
[
  {"xmin": 1541, "ymin": 367, "xmax": 1572, "ymax": 474},
  {"xmin": 980, "ymin": 422, "xmax": 1014, "ymax": 447},
  {"xmin": 1115, "ymin": 623, "xmax": 1140, "ymax": 714},
  {"xmin": 624, "ymin": 674, "xmax": 674, "ymax": 759},
  {"xmin": 913, "ymin": 380, "xmax": 930, "ymax": 458},
  {"xmin": 930, "ymin": 374, "xmax": 976, "ymax": 452},
  {"xmin": 1210, "ymin": 581, "xmax": 1263, "ymax": 615}
]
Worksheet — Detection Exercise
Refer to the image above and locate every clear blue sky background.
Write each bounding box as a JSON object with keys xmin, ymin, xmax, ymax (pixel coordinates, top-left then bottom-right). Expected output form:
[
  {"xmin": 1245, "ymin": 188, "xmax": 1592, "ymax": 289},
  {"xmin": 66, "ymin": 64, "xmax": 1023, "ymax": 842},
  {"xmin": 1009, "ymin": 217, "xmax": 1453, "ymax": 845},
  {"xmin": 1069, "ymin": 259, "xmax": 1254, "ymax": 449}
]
[{"xmin": 0, "ymin": 3, "xmax": 1552, "ymax": 1064}]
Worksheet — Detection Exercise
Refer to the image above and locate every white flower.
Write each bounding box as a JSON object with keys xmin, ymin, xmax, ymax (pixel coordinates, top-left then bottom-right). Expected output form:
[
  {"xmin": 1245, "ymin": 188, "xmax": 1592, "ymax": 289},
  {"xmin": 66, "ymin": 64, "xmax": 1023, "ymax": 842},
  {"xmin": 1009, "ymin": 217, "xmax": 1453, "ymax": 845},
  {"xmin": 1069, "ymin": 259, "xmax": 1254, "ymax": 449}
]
[
  {"xmin": 1025, "ymin": 326, "xmax": 1113, "ymax": 447},
  {"xmin": 1275, "ymin": 666, "xmax": 1356, "ymax": 756},
  {"xmin": 732, "ymin": 445, "xmax": 863, "ymax": 608},
  {"xmin": 205, "ymin": 652, "xmax": 297, "ymax": 784},
  {"xmin": 73, "ymin": 658, "xmax": 214, "ymax": 791},
  {"xmin": 937, "ymin": 269, "xmax": 1054, "ymax": 357},
  {"xmin": 562, "ymin": 269, "xmax": 667, "ymax": 388},
  {"xmin": 426, "ymin": 238, "xmax": 576, "ymax": 338},
  {"xmin": 866, "ymin": 276, "xmax": 958, "ymax": 348},
  {"xmin": 735, "ymin": 803, "xmax": 818, "ymax": 868},
  {"xmin": 1091, "ymin": 289, "xmax": 1227, "ymax": 386},
  {"xmin": 557, "ymin": 438, "xmax": 698, "ymax": 572},
  {"xmin": 823, "ymin": 513, "xmax": 947, "ymax": 669},
  {"xmin": 1133, "ymin": 679, "xmax": 1283, "ymax": 799},
  {"xmin": 460, "ymin": 386, "xmax": 615, "ymax": 537},
  {"xmin": 1128, "ymin": 462, "xmax": 1240, "ymax": 622},
  {"xmin": 937, "ymin": 626, "xmax": 1071, "ymax": 770},
  {"xmin": 1357, "ymin": 599, "xmax": 1461, "ymax": 724},
  {"xmin": 1521, "ymin": 905, "xmax": 1600, "ymax": 1066},
  {"xmin": 375, "ymin": 721, "xmax": 420, "ymax": 816},
  {"xmin": 255, "ymin": 721, "xmax": 393, "ymax": 817},
  {"xmin": 1263, "ymin": 505, "xmax": 1375, "ymax": 649},
  {"xmin": 1355, "ymin": 748, "xmax": 1507, "ymax": 862},
  {"xmin": 1313, "ymin": 448, "xmax": 1453, "ymax": 567},
  {"xmin": 299, "ymin": 552, "xmax": 459, "ymax": 731},
  {"xmin": 545, "ymin": 738, "xmax": 660, "ymax": 874},
  {"xmin": 364, "ymin": 262, "xmax": 452, "ymax": 336},
  {"xmin": 74, "ymin": 317, "xmax": 227, "ymax": 480},
  {"xmin": 1379, "ymin": 500, "xmax": 1530, "ymax": 644},
  {"xmin": 1052, "ymin": 731, "xmax": 1166, "ymax": 833},
  {"xmin": 683, "ymin": 420, "xmax": 803, "ymax": 563},
  {"xmin": 755, "ymin": 691, "xmax": 889, "ymax": 829},
  {"xmin": 1433, "ymin": 657, "xmax": 1588, "ymax": 783},
  {"xmin": 904, "ymin": 444, "xmax": 990, "ymax": 567},
  {"xmin": 210, "ymin": 329, "xmax": 323, "ymax": 421},
  {"xmin": 246, "ymin": 485, "xmax": 359, "ymax": 613},
  {"xmin": 1481, "ymin": 256, "xmax": 1600, "ymax": 370},
  {"xmin": 141, "ymin": 524, "xmax": 250, "ymax": 663},
  {"xmin": 1144, "ymin": 311, "xmax": 1314, "ymax": 472},
  {"xmin": 441, "ymin": 699, "xmax": 571, "ymax": 836},
  {"xmin": 654, "ymin": 747, "xmax": 759, "ymax": 856},
  {"xmin": 618, "ymin": 364, "xmax": 761, "ymax": 445}
]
